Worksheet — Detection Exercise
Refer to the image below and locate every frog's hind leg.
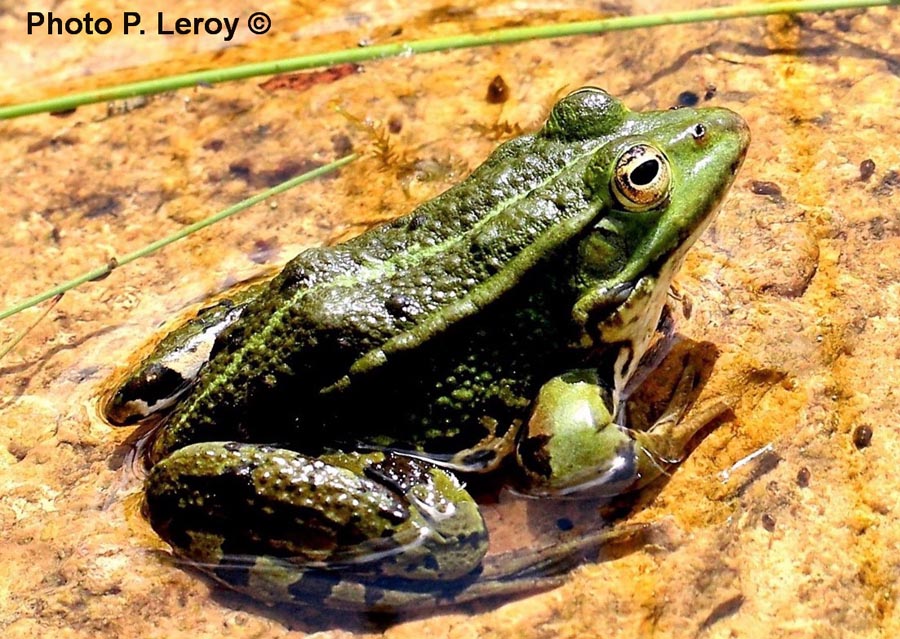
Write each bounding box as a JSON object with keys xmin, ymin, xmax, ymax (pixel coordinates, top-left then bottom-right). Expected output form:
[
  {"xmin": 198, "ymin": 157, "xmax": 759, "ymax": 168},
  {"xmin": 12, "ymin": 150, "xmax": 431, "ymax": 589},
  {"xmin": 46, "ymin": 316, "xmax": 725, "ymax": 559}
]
[
  {"xmin": 144, "ymin": 442, "xmax": 489, "ymax": 610},
  {"xmin": 516, "ymin": 350, "xmax": 716, "ymax": 497}
]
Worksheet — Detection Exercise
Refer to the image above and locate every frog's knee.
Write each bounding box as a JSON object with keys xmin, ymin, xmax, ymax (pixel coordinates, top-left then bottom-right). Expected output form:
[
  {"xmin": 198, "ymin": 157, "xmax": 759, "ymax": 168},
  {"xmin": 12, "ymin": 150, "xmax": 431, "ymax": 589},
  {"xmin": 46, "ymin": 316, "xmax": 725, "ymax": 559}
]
[
  {"xmin": 516, "ymin": 370, "xmax": 659, "ymax": 497},
  {"xmin": 352, "ymin": 454, "xmax": 489, "ymax": 580}
]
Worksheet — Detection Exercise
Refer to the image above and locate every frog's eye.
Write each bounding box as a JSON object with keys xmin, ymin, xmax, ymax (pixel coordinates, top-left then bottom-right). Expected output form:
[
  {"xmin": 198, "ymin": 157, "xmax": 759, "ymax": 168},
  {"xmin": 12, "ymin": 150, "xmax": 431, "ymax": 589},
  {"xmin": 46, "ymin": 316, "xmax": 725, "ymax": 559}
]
[{"xmin": 611, "ymin": 144, "xmax": 671, "ymax": 212}]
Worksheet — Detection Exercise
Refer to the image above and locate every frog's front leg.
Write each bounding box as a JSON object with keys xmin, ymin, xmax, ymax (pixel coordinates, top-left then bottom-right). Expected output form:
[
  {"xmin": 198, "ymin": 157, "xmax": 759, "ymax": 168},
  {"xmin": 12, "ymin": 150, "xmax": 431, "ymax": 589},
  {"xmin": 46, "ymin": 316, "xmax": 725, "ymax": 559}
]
[
  {"xmin": 516, "ymin": 355, "xmax": 705, "ymax": 497},
  {"xmin": 144, "ymin": 443, "xmax": 489, "ymax": 609}
]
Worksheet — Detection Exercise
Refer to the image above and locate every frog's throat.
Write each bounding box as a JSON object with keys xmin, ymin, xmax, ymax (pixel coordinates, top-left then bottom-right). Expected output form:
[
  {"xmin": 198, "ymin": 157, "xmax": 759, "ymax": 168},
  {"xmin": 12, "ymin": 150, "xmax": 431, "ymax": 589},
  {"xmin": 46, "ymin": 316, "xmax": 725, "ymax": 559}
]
[
  {"xmin": 605, "ymin": 274, "xmax": 672, "ymax": 418},
  {"xmin": 594, "ymin": 195, "xmax": 725, "ymax": 414},
  {"xmin": 596, "ymin": 252, "xmax": 690, "ymax": 417}
]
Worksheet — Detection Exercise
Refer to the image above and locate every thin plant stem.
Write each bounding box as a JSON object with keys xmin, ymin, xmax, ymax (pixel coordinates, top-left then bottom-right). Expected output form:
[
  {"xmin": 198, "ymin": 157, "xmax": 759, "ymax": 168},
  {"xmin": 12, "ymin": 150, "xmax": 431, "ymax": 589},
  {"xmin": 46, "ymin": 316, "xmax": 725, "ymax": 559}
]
[
  {"xmin": 0, "ymin": 154, "xmax": 357, "ymax": 322},
  {"xmin": 0, "ymin": 0, "xmax": 894, "ymax": 119},
  {"xmin": 0, "ymin": 294, "xmax": 63, "ymax": 359}
]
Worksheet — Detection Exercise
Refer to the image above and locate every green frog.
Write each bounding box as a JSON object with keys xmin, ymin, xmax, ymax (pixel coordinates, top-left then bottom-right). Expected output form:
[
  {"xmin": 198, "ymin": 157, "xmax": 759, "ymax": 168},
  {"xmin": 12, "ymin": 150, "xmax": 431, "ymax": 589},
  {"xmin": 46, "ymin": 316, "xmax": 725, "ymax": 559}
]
[{"xmin": 107, "ymin": 88, "xmax": 749, "ymax": 611}]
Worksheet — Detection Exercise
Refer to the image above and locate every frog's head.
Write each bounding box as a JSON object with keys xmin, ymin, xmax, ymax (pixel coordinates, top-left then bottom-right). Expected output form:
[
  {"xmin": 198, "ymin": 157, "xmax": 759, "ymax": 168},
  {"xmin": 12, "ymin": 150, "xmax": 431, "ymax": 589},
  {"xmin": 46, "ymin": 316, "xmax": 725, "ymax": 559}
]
[
  {"xmin": 548, "ymin": 88, "xmax": 749, "ymax": 396},
  {"xmin": 514, "ymin": 89, "xmax": 748, "ymax": 497}
]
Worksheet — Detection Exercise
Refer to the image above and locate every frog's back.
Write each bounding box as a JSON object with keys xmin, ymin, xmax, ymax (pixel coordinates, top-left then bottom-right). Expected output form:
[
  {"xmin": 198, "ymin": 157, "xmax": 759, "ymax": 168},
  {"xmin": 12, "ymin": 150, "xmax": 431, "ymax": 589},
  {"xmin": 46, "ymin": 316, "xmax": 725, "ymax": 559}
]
[
  {"xmin": 150, "ymin": 131, "xmax": 606, "ymax": 460},
  {"xmin": 219, "ymin": 138, "xmax": 599, "ymax": 370}
]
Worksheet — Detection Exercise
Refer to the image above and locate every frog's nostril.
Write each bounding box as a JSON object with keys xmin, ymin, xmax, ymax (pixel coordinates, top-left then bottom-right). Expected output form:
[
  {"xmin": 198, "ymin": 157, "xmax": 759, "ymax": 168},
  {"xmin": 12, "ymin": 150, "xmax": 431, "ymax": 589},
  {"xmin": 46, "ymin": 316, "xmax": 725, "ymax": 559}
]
[{"xmin": 691, "ymin": 123, "xmax": 707, "ymax": 140}]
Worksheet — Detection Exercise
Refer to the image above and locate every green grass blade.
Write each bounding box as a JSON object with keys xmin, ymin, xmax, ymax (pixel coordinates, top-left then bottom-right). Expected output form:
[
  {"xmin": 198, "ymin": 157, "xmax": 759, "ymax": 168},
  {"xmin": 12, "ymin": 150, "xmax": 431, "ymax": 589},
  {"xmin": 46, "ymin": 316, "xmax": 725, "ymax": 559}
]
[
  {"xmin": 0, "ymin": 153, "xmax": 357, "ymax": 322},
  {"xmin": 1, "ymin": 0, "xmax": 894, "ymax": 119}
]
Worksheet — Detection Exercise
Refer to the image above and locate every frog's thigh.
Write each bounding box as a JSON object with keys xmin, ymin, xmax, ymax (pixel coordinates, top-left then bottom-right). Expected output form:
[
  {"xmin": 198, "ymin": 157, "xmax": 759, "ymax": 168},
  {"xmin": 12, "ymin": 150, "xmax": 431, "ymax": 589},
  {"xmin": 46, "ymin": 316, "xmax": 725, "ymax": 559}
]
[
  {"xmin": 145, "ymin": 443, "xmax": 488, "ymax": 587},
  {"xmin": 516, "ymin": 364, "xmax": 703, "ymax": 496}
]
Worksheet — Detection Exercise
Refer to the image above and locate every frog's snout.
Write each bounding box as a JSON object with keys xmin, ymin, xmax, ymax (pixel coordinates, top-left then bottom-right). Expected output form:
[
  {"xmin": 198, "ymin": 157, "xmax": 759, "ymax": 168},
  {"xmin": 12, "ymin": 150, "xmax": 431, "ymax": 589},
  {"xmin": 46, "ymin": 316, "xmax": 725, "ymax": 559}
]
[
  {"xmin": 710, "ymin": 108, "xmax": 751, "ymax": 170},
  {"xmin": 707, "ymin": 107, "xmax": 750, "ymax": 137},
  {"xmin": 731, "ymin": 114, "xmax": 751, "ymax": 177}
]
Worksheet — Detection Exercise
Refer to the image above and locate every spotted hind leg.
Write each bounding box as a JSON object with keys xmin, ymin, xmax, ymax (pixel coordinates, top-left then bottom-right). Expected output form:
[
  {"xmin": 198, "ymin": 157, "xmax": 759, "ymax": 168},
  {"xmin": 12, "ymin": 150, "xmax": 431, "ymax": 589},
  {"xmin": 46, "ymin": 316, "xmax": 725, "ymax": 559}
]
[{"xmin": 144, "ymin": 442, "xmax": 490, "ymax": 609}]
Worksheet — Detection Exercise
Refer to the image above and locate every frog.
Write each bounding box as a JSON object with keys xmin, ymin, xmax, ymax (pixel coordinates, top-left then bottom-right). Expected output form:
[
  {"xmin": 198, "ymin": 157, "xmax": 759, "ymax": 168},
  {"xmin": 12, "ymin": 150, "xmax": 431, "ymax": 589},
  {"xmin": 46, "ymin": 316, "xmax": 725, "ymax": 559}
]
[{"xmin": 107, "ymin": 87, "xmax": 749, "ymax": 611}]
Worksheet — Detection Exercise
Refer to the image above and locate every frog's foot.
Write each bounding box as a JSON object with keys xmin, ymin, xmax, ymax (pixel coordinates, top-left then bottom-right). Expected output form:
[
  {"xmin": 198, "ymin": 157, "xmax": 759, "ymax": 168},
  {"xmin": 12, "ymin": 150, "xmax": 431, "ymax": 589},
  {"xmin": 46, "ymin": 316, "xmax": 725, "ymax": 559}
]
[
  {"xmin": 188, "ymin": 521, "xmax": 650, "ymax": 612},
  {"xmin": 516, "ymin": 355, "xmax": 710, "ymax": 497},
  {"xmin": 144, "ymin": 443, "xmax": 489, "ymax": 609},
  {"xmin": 106, "ymin": 286, "xmax": 262, "ymax": 425}
]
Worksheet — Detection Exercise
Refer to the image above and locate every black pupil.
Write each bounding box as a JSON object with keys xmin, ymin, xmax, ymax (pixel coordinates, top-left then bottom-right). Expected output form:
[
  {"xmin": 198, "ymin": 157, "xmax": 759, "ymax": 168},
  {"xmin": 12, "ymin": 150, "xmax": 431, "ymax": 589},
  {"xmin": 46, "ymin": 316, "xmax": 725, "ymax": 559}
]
[{"xmin": 631, "ymin": 158, "xmax": 659, "ymax": 186}]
